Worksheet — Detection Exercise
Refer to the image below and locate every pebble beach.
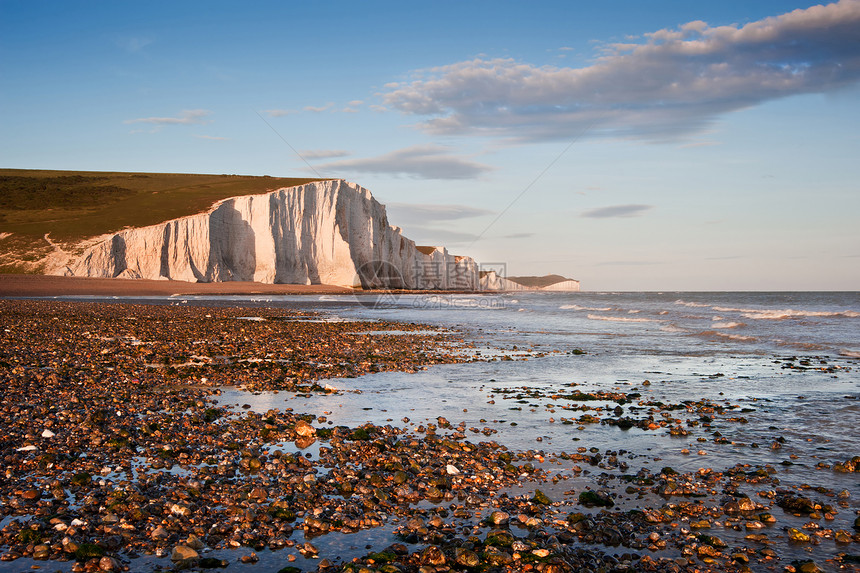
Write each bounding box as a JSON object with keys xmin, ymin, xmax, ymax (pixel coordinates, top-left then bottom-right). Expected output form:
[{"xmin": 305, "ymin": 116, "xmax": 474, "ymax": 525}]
[{"xmin": 0, "ymin": 291, "xmax": 858, "ymax": 573}]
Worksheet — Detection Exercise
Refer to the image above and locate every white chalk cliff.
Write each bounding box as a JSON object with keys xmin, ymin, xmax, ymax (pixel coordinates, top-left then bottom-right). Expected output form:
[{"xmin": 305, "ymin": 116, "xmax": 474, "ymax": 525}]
[
  {"xmin": 479, "ymin": 272, "xmax": 581, "ymax": 292},
  {"xmin": 54, "ymin": 179, "xmax": 479, "ymax": 290},
  {"xmin": 478, "ymin": 271, "xmax": 530, "ymax": 291}
]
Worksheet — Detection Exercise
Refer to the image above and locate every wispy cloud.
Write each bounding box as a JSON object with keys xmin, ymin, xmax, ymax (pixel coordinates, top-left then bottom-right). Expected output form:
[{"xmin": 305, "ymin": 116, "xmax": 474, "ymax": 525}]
[
  {"xmin": 304, "ymin": 103, "xmax": 334, "ymax": 113},
  {"xmin": 124, "ymin": 109, "xmax": 211, "ymax": 126},
  {"xmin": 299, "ymin": 149, "xmax": 350, "ymax": 160},
  {"xmin": 501, "ymin": 232, "xmax": 535, "ymax": 239},
  {"xmin": 316, "ymin": 144, "xmax": 493, "ymax": 179},
  {"xmin": 264, "ymin": 109, "xmax": 295, "ymax": 117},
  {"xmin": 680, "ymin": 141, "xmax": 721, "ymax": 149},
  {"xmin": 383, "ymin": 0, "xmax": 860, "ymax": 142},
  {"xmin": 342, "ymin": 100, "xmax": 364, "ymax": 113},
  {"xmin": 581, "ymin": 204, "xmax": 654, "ymax": 218},
  {"xmin": 387, "ymin": 203, "xmax": 493, "ymax": 226}
]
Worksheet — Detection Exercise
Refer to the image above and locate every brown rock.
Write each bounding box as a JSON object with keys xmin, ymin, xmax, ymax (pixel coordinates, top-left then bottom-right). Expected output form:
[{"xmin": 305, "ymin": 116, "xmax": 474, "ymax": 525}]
[
  {"xmin": 421, "ymin": 546, "xmax": 446, "ymax": 566},
  {"xmin": 98, "ymin": 556, "xmax": 120, "ymax": 571},
  {"xmin": 295, "ymin": 420, "xmax": 316, "ymax": 437},
  {"xmin": 170, "ymin": 545, "xmax": 199, "ymax": 562}
]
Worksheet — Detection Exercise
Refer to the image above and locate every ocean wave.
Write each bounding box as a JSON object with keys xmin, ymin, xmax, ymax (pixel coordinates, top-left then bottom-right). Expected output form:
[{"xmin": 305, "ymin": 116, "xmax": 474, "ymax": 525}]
[
  {"xmin": 774, "ymin": 339, "xmax": 827, "ymax": 351},
  {"xmin": 701, "ymin": 330, "xmax": 758, "ymax": 342},
  {"xmin": 560, "ymin": 304, "xmax": 612, "ymax": 311},
  {"xmin": 587, "ymin": 314, "xmax": 662, "ymax": 323},
  {"xmin": 713, "ymin": 306, "xmax": 859, "ymax": 320},
  {"xmin": 660, "ymin": 324, "xmax": 688, "ymax": 333},
  {"xmin": 675, "ymin": 300, "xmax": 711, "ymax": 308},
  {"xmin": 711, "ymin": 321, "xmax": 744, "ymax": 329},
  {"xmin": 745, "ymin": 309, "xmax": 859, "ymax": 320},
  {"xmin": 839, "ymin": 349, "xmax": 860, "ymax": 358}
]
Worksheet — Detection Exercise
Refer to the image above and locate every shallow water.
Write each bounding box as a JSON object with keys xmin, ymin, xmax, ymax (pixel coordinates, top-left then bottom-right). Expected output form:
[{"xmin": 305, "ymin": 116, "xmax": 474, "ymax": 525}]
[{"xmin": 210, "ymin": 291, "xmax": 860, "ymax": 570}]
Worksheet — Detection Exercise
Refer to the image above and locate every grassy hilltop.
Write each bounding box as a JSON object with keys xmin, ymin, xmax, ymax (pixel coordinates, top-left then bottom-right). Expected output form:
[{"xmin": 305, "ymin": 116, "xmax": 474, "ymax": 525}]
[{"xmin": 0, "ymin": 169, "xmax": 321, "ymax": 273}]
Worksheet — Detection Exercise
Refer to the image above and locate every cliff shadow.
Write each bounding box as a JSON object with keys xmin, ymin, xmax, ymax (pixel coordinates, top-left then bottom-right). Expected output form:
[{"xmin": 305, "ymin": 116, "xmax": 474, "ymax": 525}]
[
  {"xmin": 271, "ymin": 191, "xmax": 317, "ymax": 285},
  {"xmin": 206, "ymin": 203, "xmax": 256, "ymax": 281},
  {"xmin": 301, "ymin": 187, "xmax": 324, "ymax": 285},
  {"xmin": 110, "ymin": 234, "xmax": 127, "ymax": 278},
  {"xmin": 159, "ymin": 224, "xmax": 172, "ymax": 279}
]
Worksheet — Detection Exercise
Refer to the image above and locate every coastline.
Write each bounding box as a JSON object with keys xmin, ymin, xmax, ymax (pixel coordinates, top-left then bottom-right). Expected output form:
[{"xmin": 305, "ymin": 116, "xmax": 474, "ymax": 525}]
[
  {"xmin": 0, "ymin": 274, "xmax": 493, "ymax": 299},
  {"xmin": 0, "ymin": 274, "xmax": 355, "ymax": 297}
]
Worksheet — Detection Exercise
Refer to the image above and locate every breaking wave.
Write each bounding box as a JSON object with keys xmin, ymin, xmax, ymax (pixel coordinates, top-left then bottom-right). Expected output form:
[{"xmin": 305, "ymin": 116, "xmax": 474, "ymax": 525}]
[
  {"xmin": 701, "ymin": 330, "xmax": 758, "ymax": 342},
  {"xmin": 713, "ymin": 306, "xmax": 859, "ymax": 320},
  {"xmin": 775, "ymin": 339, "xmax": 827, "ymax": 351},
  {"xmin": 587, "ymin": 314, "xmax": 662, "ymax": 323},
  {"xmin": 675, "ymin": 300, "xmax": 711, "ymax": 308},
  {"xmin": 561, "ymin": 304, "xmax": 612, "ymax": 311},
  {"xmin": 711, "ymin": 321, "xmax": 744, "ymax": 329}
]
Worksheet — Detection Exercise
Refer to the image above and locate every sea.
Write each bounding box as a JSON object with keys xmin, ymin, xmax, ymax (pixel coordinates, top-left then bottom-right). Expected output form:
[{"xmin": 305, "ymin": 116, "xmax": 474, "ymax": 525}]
[
  {"xmin": 207, "ymin": 290, "xmax": 860, "ymax": 467},
  {"xmin": 12, "ymin": 290, "xmax": 860, "ymax": 570},
  {"xmin": 210, "ymin": 291, "xmax": 860, "ymax": 568}
]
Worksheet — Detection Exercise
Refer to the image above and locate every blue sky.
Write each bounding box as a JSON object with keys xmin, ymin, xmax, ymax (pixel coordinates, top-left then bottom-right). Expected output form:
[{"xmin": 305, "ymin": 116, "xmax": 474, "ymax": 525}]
[{"xmin": 2, "ymin": 0, "xmax": 859, "ymax": 290}]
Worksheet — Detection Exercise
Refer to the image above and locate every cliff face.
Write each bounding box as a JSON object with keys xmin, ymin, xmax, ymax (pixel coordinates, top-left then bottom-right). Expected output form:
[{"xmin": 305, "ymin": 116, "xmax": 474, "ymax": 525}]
[
  {"xmin": 537, "ymin": 279, "xmax": 581, "ymax": 292},
  {"xmin": 479, "ymin": 272, "xmax": 581, "ymax": 292},
  {"xmin": 55, "ymin": 179, "xmax": 478, "ymax": 289},
  {"xmin": 479, "ymin": 271, "xmax": 529, "ymax": 291}
]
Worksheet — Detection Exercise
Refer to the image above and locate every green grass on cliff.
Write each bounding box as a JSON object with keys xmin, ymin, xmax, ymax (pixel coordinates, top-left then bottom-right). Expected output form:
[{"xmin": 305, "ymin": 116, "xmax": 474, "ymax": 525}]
[{"xmin": 0, "ymin": 169, "xmax": 323, "ymax": 273}]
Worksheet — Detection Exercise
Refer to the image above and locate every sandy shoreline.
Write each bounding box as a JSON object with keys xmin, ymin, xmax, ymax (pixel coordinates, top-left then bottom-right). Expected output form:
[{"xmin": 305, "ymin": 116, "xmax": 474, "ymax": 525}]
[{"xmin": 0, "ymin": 274, "xmax": 354, "ymax": 297}]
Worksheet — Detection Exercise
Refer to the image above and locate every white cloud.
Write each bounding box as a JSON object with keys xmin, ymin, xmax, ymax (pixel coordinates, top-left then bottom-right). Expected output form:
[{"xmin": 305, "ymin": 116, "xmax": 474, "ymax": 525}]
[
  {"xmin": 581, "ymin": 204, "xmax": 654, "ymax": 218},
  {"xmin": 387, "ymin": 203, "xmax": 493, "ymax": 226},
  {"xmin": 124, "ymin": 109, "xmax": 211, "ymax": 126},
  {"xmin": 299, "ymin": 149, "xmax": 351, "ymax": 160},
  {"xmin": 383, "ymin": 0, "xmax": 860, "ymax": 142},
  {"xmin": 679, "ymin": 140, "xmax": 721, "ymax": 149},
  {"xmin": 264, "ymin": 109, "xmax": 295, "ymax": 117},
  {"xmin": 304, "ymin": 103, "xmax": 334, "ymax": 113},
  {"xmin": 316, "ymin": 144, "xmax": 493, "ymax": 179}
]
